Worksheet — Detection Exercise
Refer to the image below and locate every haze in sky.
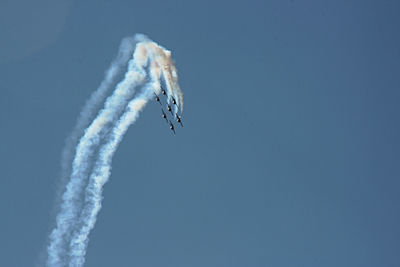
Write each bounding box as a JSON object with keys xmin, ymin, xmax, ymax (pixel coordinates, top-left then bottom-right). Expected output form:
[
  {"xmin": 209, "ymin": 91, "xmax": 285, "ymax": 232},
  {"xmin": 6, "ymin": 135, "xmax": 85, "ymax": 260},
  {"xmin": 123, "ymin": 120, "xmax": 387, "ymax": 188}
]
[{"xmin": 0, "ymin": 0, "xmax": 399, "ymax": 267}]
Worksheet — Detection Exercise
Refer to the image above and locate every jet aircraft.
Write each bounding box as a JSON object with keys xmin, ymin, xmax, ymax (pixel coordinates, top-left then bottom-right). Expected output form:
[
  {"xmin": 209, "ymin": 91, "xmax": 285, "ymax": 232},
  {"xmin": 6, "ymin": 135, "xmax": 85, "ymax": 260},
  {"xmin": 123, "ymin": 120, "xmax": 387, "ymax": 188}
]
[
  {"xmin": 176, "ymin": 114, "xmax": 183, "ymax": 127},
  {"xmin": 154, "ymin": 93, "xmax": 161, "ymax": 105},
  {"xmin": 169, "ymin": 121, "xmax": 176, "ymax": 134},
  {"xmin": 167, "ymin": 105, "xmax": 173, "ymax": 115},
  {"xmin": 161, "ymin": 109, "xmax": 168, "ymax": 123}
]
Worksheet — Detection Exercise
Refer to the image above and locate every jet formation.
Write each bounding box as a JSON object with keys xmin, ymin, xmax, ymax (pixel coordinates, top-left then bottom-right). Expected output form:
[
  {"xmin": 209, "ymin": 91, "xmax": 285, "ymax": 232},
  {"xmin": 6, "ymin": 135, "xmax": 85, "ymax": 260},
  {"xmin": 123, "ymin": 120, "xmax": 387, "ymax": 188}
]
[{"xmin": 154, "ymin": 86, "xmax": 183, "ymax": 134}]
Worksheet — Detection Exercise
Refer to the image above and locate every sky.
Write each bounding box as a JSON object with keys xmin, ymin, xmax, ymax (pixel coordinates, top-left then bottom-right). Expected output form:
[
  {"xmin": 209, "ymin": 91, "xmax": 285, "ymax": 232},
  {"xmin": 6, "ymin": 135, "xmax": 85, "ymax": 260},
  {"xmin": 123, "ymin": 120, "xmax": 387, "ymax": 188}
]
[{"xmin": 1, "ymin": 0, "xmax": 400, "ymax": 266}]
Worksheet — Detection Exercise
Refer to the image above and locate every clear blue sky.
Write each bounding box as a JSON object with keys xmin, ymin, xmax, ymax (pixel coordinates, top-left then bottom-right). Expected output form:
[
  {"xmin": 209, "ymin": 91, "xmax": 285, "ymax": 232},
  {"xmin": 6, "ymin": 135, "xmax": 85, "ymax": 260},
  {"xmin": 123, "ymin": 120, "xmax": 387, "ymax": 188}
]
[{"xmin": 1, "ymin": 0, "xmax": 399, "ymax": 266}]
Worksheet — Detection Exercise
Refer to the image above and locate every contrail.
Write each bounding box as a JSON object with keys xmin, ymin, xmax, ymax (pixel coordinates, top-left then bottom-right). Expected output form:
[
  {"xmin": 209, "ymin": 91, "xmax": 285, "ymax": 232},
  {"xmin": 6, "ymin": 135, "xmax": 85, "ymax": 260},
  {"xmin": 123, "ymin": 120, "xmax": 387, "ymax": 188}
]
[
  {"xmin": 47, "ymin": 34, "xmax": 149, "ymax": 266},
  {"xmin": 54, "ymin": 36, "xmax": 136, "ymax": 218},
  {"xmin": 68, "ymin": 41, "xmax": 180, "ymax": 266},
  {"xmin": 46, "ymin": 35, "xmax": 182, "ymax": 267},
  {"xmin": 47, "ymin": 36, "xmax": 138, "ymax": 266},
  {"xmin": 68, "ymin": 86, "xmax": 155, "ymax": 266},
  {"xmin": 59, "ymin": 36, "xmax": 136, "ymax": 188}
]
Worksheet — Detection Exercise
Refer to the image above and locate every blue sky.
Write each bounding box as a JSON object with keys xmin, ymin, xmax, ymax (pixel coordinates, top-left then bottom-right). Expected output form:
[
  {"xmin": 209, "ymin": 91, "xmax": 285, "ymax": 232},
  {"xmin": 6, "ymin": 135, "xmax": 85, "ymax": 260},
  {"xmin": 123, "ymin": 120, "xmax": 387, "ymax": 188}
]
[{"xmin": 1, "ymin": 0, "xmax": 399, "ymax": 266}]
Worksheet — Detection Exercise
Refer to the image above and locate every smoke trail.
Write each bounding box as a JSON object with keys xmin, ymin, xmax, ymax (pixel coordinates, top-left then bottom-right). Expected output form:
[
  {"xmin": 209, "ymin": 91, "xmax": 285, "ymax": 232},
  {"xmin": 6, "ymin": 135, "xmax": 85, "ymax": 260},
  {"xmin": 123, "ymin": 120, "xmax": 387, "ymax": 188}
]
[
  {"xmin": 47, "ymin": 36, "xmax": 137, "ymax": 265},
  {"xmin": 68, "ymin": 86, "xmax": 155, "ymax": 266},
  {"xmin": 59, "ymin": 36, "xmax": 136, "ymax": 186},
  {"xmin": 68, "ymin": 42, "xmax": 178, "ymax": 266},
  {"xmin": 53, "ymin": 36, "xmax": 136, "ymax": 220},
  {"xmin": 47, "ymin": 35, "xmax": 182, "ymax": 267},
  {"xmin": 47, "ymin": 35, "xmax": 150, "ymax": 266}
]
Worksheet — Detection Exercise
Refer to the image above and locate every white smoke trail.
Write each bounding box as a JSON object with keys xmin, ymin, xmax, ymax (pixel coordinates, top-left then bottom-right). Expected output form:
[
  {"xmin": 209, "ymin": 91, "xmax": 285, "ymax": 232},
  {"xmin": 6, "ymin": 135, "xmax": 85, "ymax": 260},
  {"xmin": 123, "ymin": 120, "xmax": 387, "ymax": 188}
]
[
  {"xmin": 47, "ymin": 35, "xmax": 151, "ymax": 266},
  {"xmin": 47, "ymin": 37, "xmax": 136, "ymax": 266},
  {"xmin": 59, "ymin": 36, "xmax": 136, "ymax": 186},
  {"xmin": 67, "ymin": 41, "xmax": 178, "ymax": 266},
  {"xmin": 47, "ymin": 35, "xmax": 182, "ymax": 267},
  {"xmin": 53, "ymin": 36, "xmax": 136, "ymax": 220},
  {"xmin": 68, "ymin": 86, "xmax": 155, "ymax": 266}
]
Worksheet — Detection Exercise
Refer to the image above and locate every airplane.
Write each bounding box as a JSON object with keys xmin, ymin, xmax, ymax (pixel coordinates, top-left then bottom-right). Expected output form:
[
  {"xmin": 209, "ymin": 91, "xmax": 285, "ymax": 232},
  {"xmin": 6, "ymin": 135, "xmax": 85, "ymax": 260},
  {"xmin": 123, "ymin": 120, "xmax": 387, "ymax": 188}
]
[
  {"xmin": 171, "ymin": 96, "xmax": 177, "ymax": 105},
  {"xmin": 176, "ymin": 114, "xmax": 183, "ymax": 127},
  {"xmin": 154, "ymin": 93, "xmax": 161, "ymax": 105},
  {"xmin": 169, "ymin": 121, "xmax": 176, "ymax": 134},
  {"xmin": 167, "ymin": 104, "xmax": 174, "ymax": 115},
  {"xmin": 161, "ymin": 109, "xmax": 168, "ymax": 123}
]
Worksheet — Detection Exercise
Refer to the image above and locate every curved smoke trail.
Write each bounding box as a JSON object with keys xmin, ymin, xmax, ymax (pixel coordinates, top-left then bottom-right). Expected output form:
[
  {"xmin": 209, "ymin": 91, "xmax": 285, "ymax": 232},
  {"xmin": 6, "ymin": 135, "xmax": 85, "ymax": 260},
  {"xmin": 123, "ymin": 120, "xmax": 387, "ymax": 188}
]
[
  {"xmin": 46, "ymin": 35, "xmax": 182, "ymax": 267},
  {"xmin": 68, "ymin": 87, "xmax": 154, "ymax": 266},
  {"xmin": 59, "ymin": 36, "xmax": 136, "ymax": 187},
  {"xmin": 53, "ymin": 37, "xmax": 136, "ymax": 218}
]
